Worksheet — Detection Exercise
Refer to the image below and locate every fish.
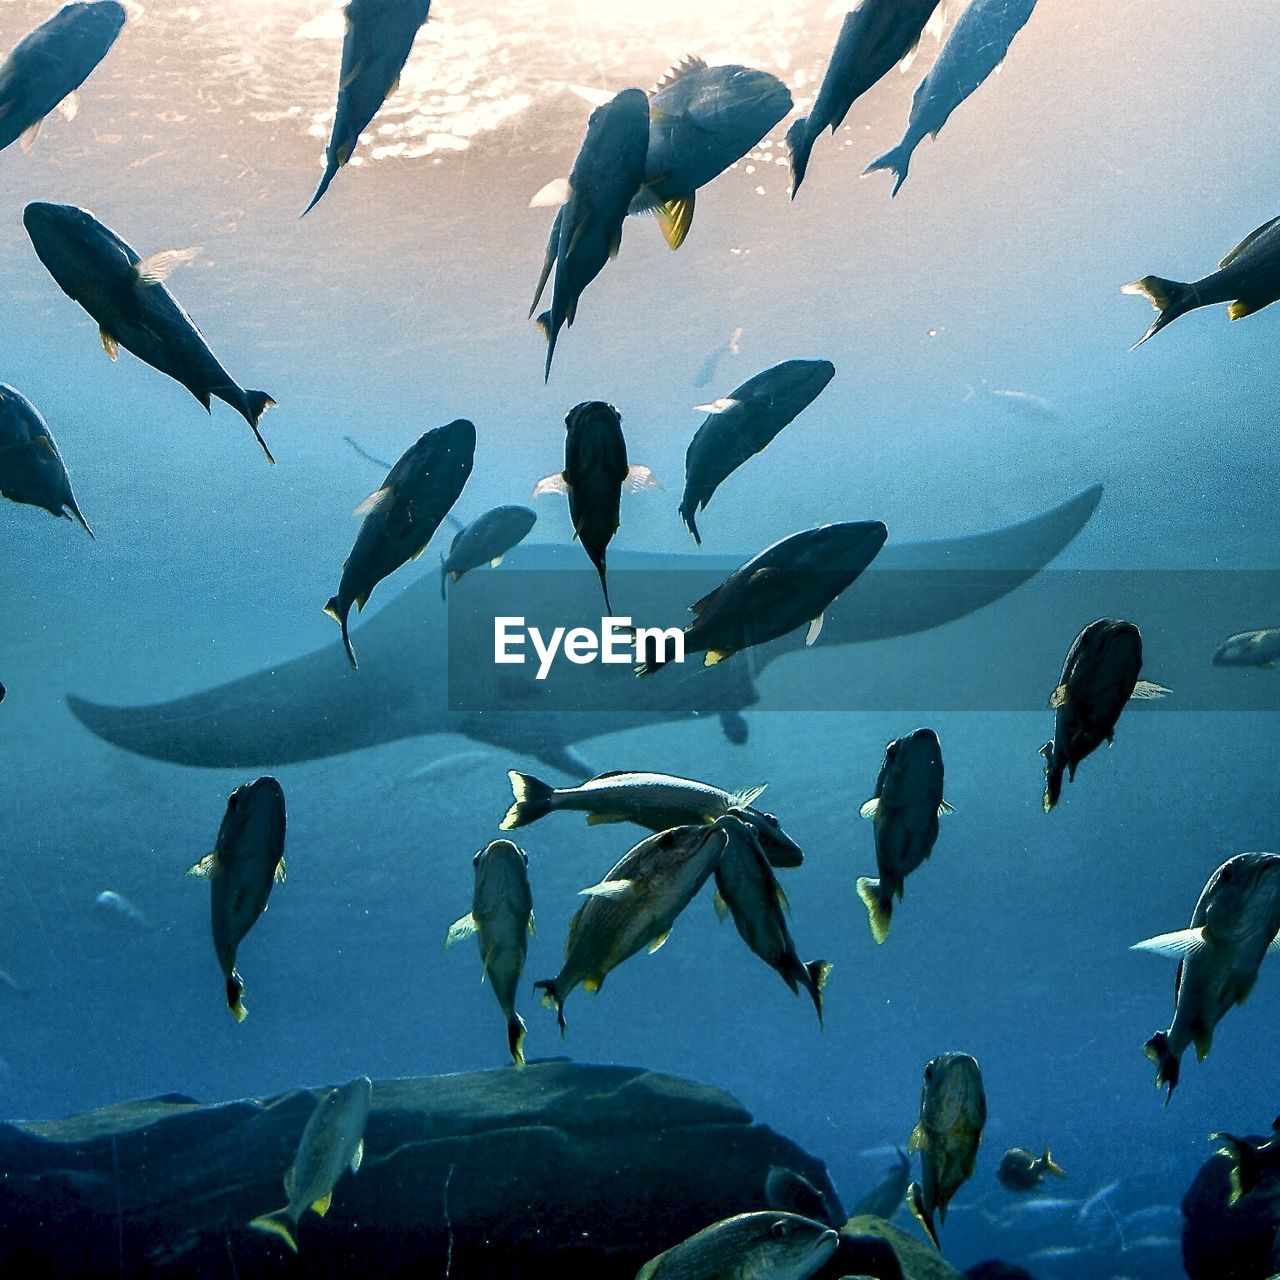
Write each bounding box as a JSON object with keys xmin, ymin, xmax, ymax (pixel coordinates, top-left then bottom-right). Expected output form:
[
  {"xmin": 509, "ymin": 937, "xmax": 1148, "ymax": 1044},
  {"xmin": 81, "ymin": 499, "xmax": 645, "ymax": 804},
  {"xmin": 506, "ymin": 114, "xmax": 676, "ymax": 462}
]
[
  {"xmin": 636, "ymin": 1211, "xmax": 838, "ymax": 1279},
  {"xmin": 786, "ymin": 0, "xmax": 943, "ymax": 196},
  {"xmin": 533, "ymin": 822, "xmax": 728, "ymax": 1033},
  {"xmin": 500, "ymin": 769, "xmax": 803, "ymax": 868},
  {"xmin": 93, "ymin": 889, "xmax": 148, "ymax": 930},
  {"xmin": 694, "ymin": 325, "xmax": 742, "ymax": 389},
  {"xmin": 533, "ymin": 401, "xmax": 657, "ymax": 612},
  {"xmin": 325, "ymin": 418, "xmax": 475, "ymax": 668},
  {"xmin": 680, "ymin": 359, "xmax": 835, "ymax": 545},
  {"xmin": 1210, "ymin": 1117, "xmax": 1280, "ymax": 1203},
  {"xmin": 248, "ymin": 1075, "xmax": 372, "ymax": 1253},
  {"xmin": 1132, "ymin": 851, "xmax": 1280, "ymax": 1101},
  {"xmin": 1123, "ymin": 214, "xmax": 1280, "ymax": 347},
  {"xmin": 636, "ymin": 520, "xmax": 888, "ymax": 675},
  {"xmin": 439, "ymin": 505, "xmax": 536, "ymax": 599},
  {"xmin": 865, "ymin": 0, "xmax": 1039, "ymax": 195},
  {"xmin": 712, "ymin": 813, "xmax": 830, "ymax": 1025},
  {"xmin": 855, "ymin": 727, "xmax": 951, "ymax": 944},
  {"xmin": 533, "ymin": 89, "xmax": 648, "ymax": 379},
  {"xmin": 0, "ymin": 383, "xmax": 92, "ymax": 536},
  {"xmin": 302, "ymin": 0, "xmax": 432, "ymax": 215},
  {"xmin": 64, "ymin": 486, "xmax": 1103, "ymax": 773},
  {"xmin": 1040, "ymin": 618, "xmax": 1170, "ymax": 812},
  {"xmin": 764, "ymin": 1167, "xmax": 844, "ymax": 1227},
  {"xmin": 996, "ymin": 1147, "xmax": 1066, "ymax": 1193},
  {"xmin": 445, "ymin": 839, "xmax": 535, "ymax": 1067},
  {"xmin": 907, "ymin": 1051, "xmax": 987, "ymax": 1249},
  {"xmin": 0, "ymin": 1, "xmax": 126, "ymax": 156},
  {"xmin": 850, "ymin": 1147, "xmax": 911, "ymax": 1220},
  {"xmin": 186, "ymin": 777, "xmax": 287, "ymax": 1023},
  {"xmin": 22, "ymin": 202, "xmax": 276, "ymax": 462},
  {"xmin": 1213, "ymin": 629, "xmax": 1280, "ymax": 670}
]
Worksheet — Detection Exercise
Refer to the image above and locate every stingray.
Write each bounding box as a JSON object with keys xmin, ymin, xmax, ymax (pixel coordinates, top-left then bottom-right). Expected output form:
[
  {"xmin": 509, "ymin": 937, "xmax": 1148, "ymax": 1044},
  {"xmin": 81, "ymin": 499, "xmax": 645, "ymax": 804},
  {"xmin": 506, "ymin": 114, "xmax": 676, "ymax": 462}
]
[{"xmin": 67, "ymin": 486, "xmax": 1102, "ymax": 774}]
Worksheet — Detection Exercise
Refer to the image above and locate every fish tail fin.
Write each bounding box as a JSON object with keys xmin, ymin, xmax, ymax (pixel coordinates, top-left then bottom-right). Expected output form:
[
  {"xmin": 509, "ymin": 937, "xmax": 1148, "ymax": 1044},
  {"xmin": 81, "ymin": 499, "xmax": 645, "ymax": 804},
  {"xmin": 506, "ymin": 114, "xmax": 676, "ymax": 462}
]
[
  {"xmin": 540, "ymin": 312, "xmax": 557, "ymax": 382},
  {"xmin": 502, "ymin": 770, "xmax": 555, "ymax": 829},
  {"xmin": 595, "ymin": 561, "xmax": 612, "ymax": 613},
  {"xmin": 907, "ymin": 1181, "xmax": 940, "ymax": 1249},
  {"xmin": 1040, "ymin": 743, "xmax": 1064, "ymax": 812},
  {"xmin": 226, "ymin": 971, "xmax": 246, "ymax": 1023},
  {"xmin": 678, "ymin": 496, "xmax": 703, "ymax": 545},
  {"xmin": 248, "ymin": 1210, "xmax": 298, "ymax": 1252},
  {"xmin": 1143, "ymin": 1031, "xmax": 1179, "ymax": 1103},
  {"xmin": 323, "ymin": 597, "xmax": 358, "ymax": 670},
  {"xmin": 864, "ymin": 142, "xmax": 911, "ymax": 196},
  {"xmin": 533, "ymin": 979, "xmax": 566, "ymax": 1036},
  {"xmin": 68, "ymin": 500, "xmax": 94, "ymax": 539},
  {"xmin": 1122, "ymin": 276, "xmax": 1195, "ymax": 348},
  {"xmin": 301, "ymin": 160, "xmax": 340, "ymax": 217},
  {"xmin": 239, "ymin": 391, "xmax": 277, "ymax": 464},
  {"xmin": 785, "ymin": 117, "xmax": 814, "ymax": 198},
  {"xmin": 803, "ymin": 959, "xmax": 832, "ymax": 1028},
  {"xmin": 856, "ymin": 876, "xmax": 891, "ymax": 944},
  {"xmin": 508, "ymin": 1012, "xmax": 527, "ymax": 1067},
  {"xmin": 1042, "ymin": 1147, "xmax": 1066, "ymax": 1179}
]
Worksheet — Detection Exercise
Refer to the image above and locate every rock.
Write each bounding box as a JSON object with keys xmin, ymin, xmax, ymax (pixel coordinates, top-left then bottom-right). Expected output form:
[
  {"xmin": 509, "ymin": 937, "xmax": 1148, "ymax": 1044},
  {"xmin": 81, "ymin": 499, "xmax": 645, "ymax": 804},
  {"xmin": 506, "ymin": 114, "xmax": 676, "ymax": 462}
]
[
  {"xmin": 812, "ymin": 1215, "xmax": 966, "ymax": 1280},
  {"xmin": 1181, "ymin": 1135, "xmax": 1280, "ymax": 1280},
  {"xmin": 0, "ymin": 1060, "xmax": 846, "ymax": 1278}
]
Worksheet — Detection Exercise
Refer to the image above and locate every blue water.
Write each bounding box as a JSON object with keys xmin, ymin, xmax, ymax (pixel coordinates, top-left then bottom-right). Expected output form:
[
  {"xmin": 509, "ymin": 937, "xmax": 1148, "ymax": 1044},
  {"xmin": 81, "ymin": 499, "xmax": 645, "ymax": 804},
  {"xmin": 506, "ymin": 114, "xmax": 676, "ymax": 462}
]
[{"xmin": 1, "ymin": 1, "xmax": 1278, "ymax": 1277}]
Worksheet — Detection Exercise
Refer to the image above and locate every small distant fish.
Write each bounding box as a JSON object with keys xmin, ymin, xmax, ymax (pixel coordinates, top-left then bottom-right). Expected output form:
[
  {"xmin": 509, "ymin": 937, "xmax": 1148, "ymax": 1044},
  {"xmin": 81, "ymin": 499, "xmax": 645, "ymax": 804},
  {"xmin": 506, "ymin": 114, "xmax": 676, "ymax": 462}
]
[
  {"xmin": 532, "ymin": 401, "xmax": 657, "ymax": 612},
  {"xmin": 445, "ymin": 839, "xmax": 535, "ymax": 1067},
  {"xmin": 680, "ymin": 359, "xmax": 835, "ymax": 545},
  {"xmin": 0, "ymin": 383, "xmax": 92, "ymax": 536},
  {"xmin": 531, "ymin": 89, "xmax": 649, "ymax": 379},
  {"xmin": 1213, "ymin": 629, "xmax": 1280, "ymax": 670},
  {"xmin": 850, "ymin": 1147, "xmax": 911, "ymax": 1220},
  {"xmin": 0, "ymin": 968, "xmax": 30, "ymax": 996},
  {"xmin": 533, "ymin": 822, "xmax": 728, "ymax": 1033},
  {"xmin": 636, "ymin": 521, "xmax": 887, "ymax": 675},
  {"xmin": 1027, "ymin": 1245, "xmax": 1086, "ymax": 1263},
  {"xmin": 439, "ymin": 505, "xmax": 536, "ymax": 599},
  {"xmin": 1124, "ymin": 214, "xmax": 1280, "ymax": 347},
  {"xmin": 1040, "ymin": 618, "xmax": 1169, "ymax": 813},
  {"xmin": 635, "ymin": 1211, "xmax": 839, "ymax": 1280},
  {"xmin": 1132, "ymin": 852, "xmax": 1280, "ymax": 1101},
  {"xmin": 302, "ymin": 0, "xmax": 432, "ymax": 214},
  {"xmin": 248, "ymin": 1075, "xmax": 372, "ymax": 1253},
  {"xmin": 325, "ymin": 418, "xmax": 475, "ymax": 668},
  {"xmin": 0, "ymin": 1, "xmax": 126, "ymax": 156},
  {"xmin": 501, "ymin": 768, "xmax": 803, "ymax": 867},
  {"xmin": 855, "ymin": 728, "xmax": 952, "ymax": 944},
  {"xmin": 694, "ymin": 325, "xmax": 743, "ymax": 389},
  {"xmin": 187, "ymin": 777, "xmax": 287, "ymax": 1023},
  {"xmin": 907, "ymin": 1052, "xmax": 987, "ymax": 1249},
  {"xmin": 712, "ymin": 813, "xmax": 831, "ymax": 1025},
  {"xmin": 1119, "ymin": 1203, "xmax": 1181, "ymax": 1234},
  {"xmin": 1074, "ymin": 1179, "xmax": 1120, "ymax": 1231},
  {"xmin": 866, "ymin": 0, "xmax": 1038, "ymax": 195},
  {"xmin": 765, "ymin": 1167, "xmax": 843, "ymax": 1227},
  {"xmin": 1210, "ymin": 1118, "xmax": 1280, "ymax": 1204},
  {"xmin": 93, "ymin": 889, "xmax": 148, "ymax": 930},
  {"xmin": 997, "ymin": 1146, "xmax": 1066, "ymax": 1193},
  {"xmin": 22, "ymin": 203, "xmax": 276, "ymax": 462},
  {"xmin": 988, "ymin": 388, "xmax": 1060, "ymax": 424},
  {"xmin": 787, "ymin": 0, "xmax": 943, "ymax": 196}
]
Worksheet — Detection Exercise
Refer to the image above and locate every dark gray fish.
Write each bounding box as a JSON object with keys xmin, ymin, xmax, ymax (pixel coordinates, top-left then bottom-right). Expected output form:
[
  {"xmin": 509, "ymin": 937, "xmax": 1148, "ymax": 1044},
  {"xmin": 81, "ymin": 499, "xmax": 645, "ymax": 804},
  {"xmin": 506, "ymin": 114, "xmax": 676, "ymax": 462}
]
[
  {"xmin": 997, "ymin": 1147, "xmax": 1066, "ymax": 1193},
  {"xmin": 325, "ymin": 418, "xmax": 475, "ymax": 668},
  {"xmin": 446, "ymin": 839, "xmax": 535, "ymax": 1067},
  {"xmin": 636, "ymin": 520, "xmax": 887, "ymax": 674},
  {"xmin": 786, "ymin": 0, "xmax": 942, "ymax": 196},
  {"xmin": 533, "ymin": 88, "xmax": 649, "ymax": 379},
  {"xmin": 302, "ymin": 0, "xmax": 432, "ymax": 215},
  {"xmin": 851, "ymin": 1147, "xmax": 911, "ymax": 1220},
  {"xmin": 680, "ymin": 359, "xmax": 834, "ymax": 544},
  {"xmin": 1124, "ymin": 214, "xmax": 1280, "ymax": 347},
  {"xmin": 713, "ymin": 813, "xmax": 830, "ymax": 1025},
  {"xmin": 187, "ymin": 777, "xmax": 287, "ymax": 1023},
  {"xmin": 22, "ymin": 202, "xmax": 276, "ymax": 462},
  {"xmin": 636, "ymin": 1211, "xmax": 838, "ymax": 1280},
  {"xmin": 855, "ymin": 728, "xmax": 951, "ymax": 944},
  {"xmin": 533, "ymin": 401, "xmax": 657, "ymax": 613},
  {"xmin": 1214, "ymin": 628, "xmax": 1280, "ymax": 669},
  {"xmin": 866, "ymin": 0, "xmax": 1038, "ymax": 195},
  {"xmin": 0, "ymin": 383, "xmax": 92, "ymax": 536},
  {"xmin": 0, "ymin": 1, "xmax": 125, "ymax": 155},
  {"xmin": 1040, "ymin": 618, "xmax": 1169, "ymax": 813},
  {"xmin": 907, "ymin": 1052, "xmax": 987, "ymax": 1249},
  {"xmin": 439, "ymin": 504, "xmax": 536, "ymax": 599},
  {"xmin": 1132, "ymin": 852, "xmax": 1280, "ymax": 1101},
  {"xmin": 1210, "ymin": 1117, "xmax": 1280, "ymax": 1204}
]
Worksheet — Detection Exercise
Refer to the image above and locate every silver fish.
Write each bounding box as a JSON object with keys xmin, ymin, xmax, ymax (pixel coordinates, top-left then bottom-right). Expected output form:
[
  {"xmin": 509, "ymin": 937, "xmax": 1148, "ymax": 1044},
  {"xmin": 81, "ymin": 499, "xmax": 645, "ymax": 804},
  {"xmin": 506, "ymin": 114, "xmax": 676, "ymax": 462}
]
[
  {"xmin": 636, "ymin": 1211, "xmax": 838, "ymax": 1280},
  {"xmin": 1213, "ymin": 628, "xmax": 1280, "ymax": 670},
  {"xmin": 0, "ymin": 383, "xmax": 92, "ymax": 536}
]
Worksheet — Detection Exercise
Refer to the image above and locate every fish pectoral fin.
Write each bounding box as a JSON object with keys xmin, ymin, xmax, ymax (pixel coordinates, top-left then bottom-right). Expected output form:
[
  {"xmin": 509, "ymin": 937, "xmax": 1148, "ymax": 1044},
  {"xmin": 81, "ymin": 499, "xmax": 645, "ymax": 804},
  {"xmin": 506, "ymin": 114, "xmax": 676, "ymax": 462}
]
[
  {"xmin": 133, "ymin": 246, "xmax": 202, "ymax": 287},
  {"xmin": 186, "ymin": 852, "xmax": 220, "ymax": 878},
  {"xmin": 1268, "ymin": 931, "xmax": 1280, "ymax": 952},
  {"xmin": 578, "ymin": 878, "xmax": 635, "ymax": 899},
  {"xmin": 712, "ymin": 891, "xmax": 729, "ymax": 921},
  {"xmin": 56, "ymin": 92, "xmax": 80, "ymax": 123},
  {"xmin": 1228, "ymin": 299, "xmax": 1261, "ymax": 321},
  {"xmin": 311, "ymin": 1192, "xmax": 332, "ymax": 1218},
  {"xmin": 625, "ymin": 464, "xmax": 662, "ymax": 492},
  {"xmin": 906, "ymin": 1122, "xmax": 928, "ymax": 1154},
  {"xmin": 655, "ymin": 193, "xmax": 695, "ymax": 250},
  {"xmin": 704, "ymin": 650, "xmax": 730, "ymax": 666},
  {"xmin": 527, "ymin": 911, "xmax": 536, "ymax": 937},
  {"xmin": 648, "ymin": 929, "xmax": 672, "ymax": 954},
  {"xmin": 1048, "ymin": 683, "xmax": 1068, "ymax": 709},
  {"xmin": 445, "ymin": 913, "xmax": 477, "ymax": 948},
  {"xmin": 99, "ymin": 328, "xmax": 120, "ymax": 361},
  {"xmin": 19, "ymin": 118, "xmax": 41, "ymax": 152},
  {"xmin": 350, "ymin": 1138, "xmax": 364, "ymax": 1174},
  {"xmin": 284, "ymin": 1166, "xmax": 297, "ymax": 1199},
  {"xmin": 585, "ymin": 812, "xmax": 627, "ymax": 826},
  {"xmin": 1130, "ymin": 926, "xmax": 1207, "ymax": 959},
  {"xmin": 274, "ymin": 858, "xmax": 287, "ymax": 884},
  {"xmin": 352, "ymin": 485, "xmax": 394, "ymax": 518},
  {"xmin": 582, "ymin": 974, "xmax": 604, "ymax": 993},
  {"xmin": 489, "ymin": 556, "xmax": 503, "ymax": 568},
  {"xmin": 340, "ymin": 59, "xmax": 365, "ymax": 91},
  {"xmin": 532, "ymin": 471, "xmax": 569, "ymax": 498},
  {"xmin": 938, "ymin": 799, "xmax": 955, "ymax": 816},
  {"xmin": 805, "ymin": 614, "xmax": 824, "ymax": 646},
  {"xmin": 1130, "ymin": 680, "xmax": 1171, "ymax": 699},
  {"xmin": 1219, "ymin": 215, "xmax": 1280, "ymax": 268},
  {"xmin": 859, "ymin": 798, "xmax": 879, "ymax": 819},
  {"xmin": 731, "ymin": 784, "xmax": 768, "ymax": 809},
  {"xmin": 693, "ymin": 396, "xmax": 739, "ymax": 414},
  {"xmin": 529, "ymin": 176, "xmax": 571, "ymax": 208}
]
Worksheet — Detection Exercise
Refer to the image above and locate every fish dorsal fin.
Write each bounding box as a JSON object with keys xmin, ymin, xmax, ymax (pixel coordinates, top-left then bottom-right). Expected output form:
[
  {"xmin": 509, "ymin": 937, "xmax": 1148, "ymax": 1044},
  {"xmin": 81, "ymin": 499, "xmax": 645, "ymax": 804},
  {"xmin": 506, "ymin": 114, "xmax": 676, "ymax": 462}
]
[
  {"xmin": 655, "ymin": 194, "xmax": 695, "ymax": 251},
  {"xmin": 311, "ymin": 1191, "xmax": 332, "ymax": 1217},
  {"xmin": 19, "ymin": 118, "xmax": 41, "ymax": 152},
  {"xmin": 350, "ymin": 1138, "xmax": 364, "ymax": 1174},
  {"xmin": 445, "ymin": 913, "xmax": 476, "ymax": 948},
  {"xmin": 99, "ymin": 328, "xmax": 119, "ymax": 361},
  {"xmin": 689, "ymin": 584, "xmax": 721, "ymax": 617},
  {"xmin": 352, "ymin": 485, "xmax": 394, "ymax": 518},
  {"xmin": 1219, "ymin": 216, "xmax": 1280, "ymax": 268},
  {"xmin": 1130, "ymin": 926, "xmax": 1207, "ymax": 959},
  {"xmin": 1048, "ymin": 683, "xmax": 1068, "ymax": 709},
  {"xmin": 134, "ymin": 247, "xmax": 201, "ymax": 287},
  {"xmin": 56, "ymin": 92, "xmax": 80, "ymax": 123},
  {"xmin": 859, "ymin": 798, "xmax": 879, "ymax": 819},
  {"xmin": 283, "ymin": 1166, "xmax": 296, "ymax": 1199},
  {"xmin": 187, "ymin": 852, "xmax": 220, "ymax": 878},
  {"xmin": 651, "ymin": 55, "xmax": 708, "ymax": 94}
]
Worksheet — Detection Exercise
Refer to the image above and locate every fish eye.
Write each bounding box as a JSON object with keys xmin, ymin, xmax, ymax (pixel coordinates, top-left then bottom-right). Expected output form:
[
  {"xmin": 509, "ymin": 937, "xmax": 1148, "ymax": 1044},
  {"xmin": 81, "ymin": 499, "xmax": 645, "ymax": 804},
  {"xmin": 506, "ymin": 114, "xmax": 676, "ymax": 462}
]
[{"xmin": 769, "ymin": 1220, "xmax": 790, "ymax": 1241}]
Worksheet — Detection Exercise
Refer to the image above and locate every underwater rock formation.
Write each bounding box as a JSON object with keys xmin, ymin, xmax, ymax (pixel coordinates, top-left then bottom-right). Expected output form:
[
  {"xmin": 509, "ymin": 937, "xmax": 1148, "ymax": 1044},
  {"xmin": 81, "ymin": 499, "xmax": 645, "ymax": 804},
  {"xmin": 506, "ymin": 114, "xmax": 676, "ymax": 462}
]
[
  {"xmin": 0, "ymin": 1060, "xmax": 909, "ymax": 1279},
  {"xmin": 1181, "ymin": 1133, "xmax": 1280, "ymax": 1280}
]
